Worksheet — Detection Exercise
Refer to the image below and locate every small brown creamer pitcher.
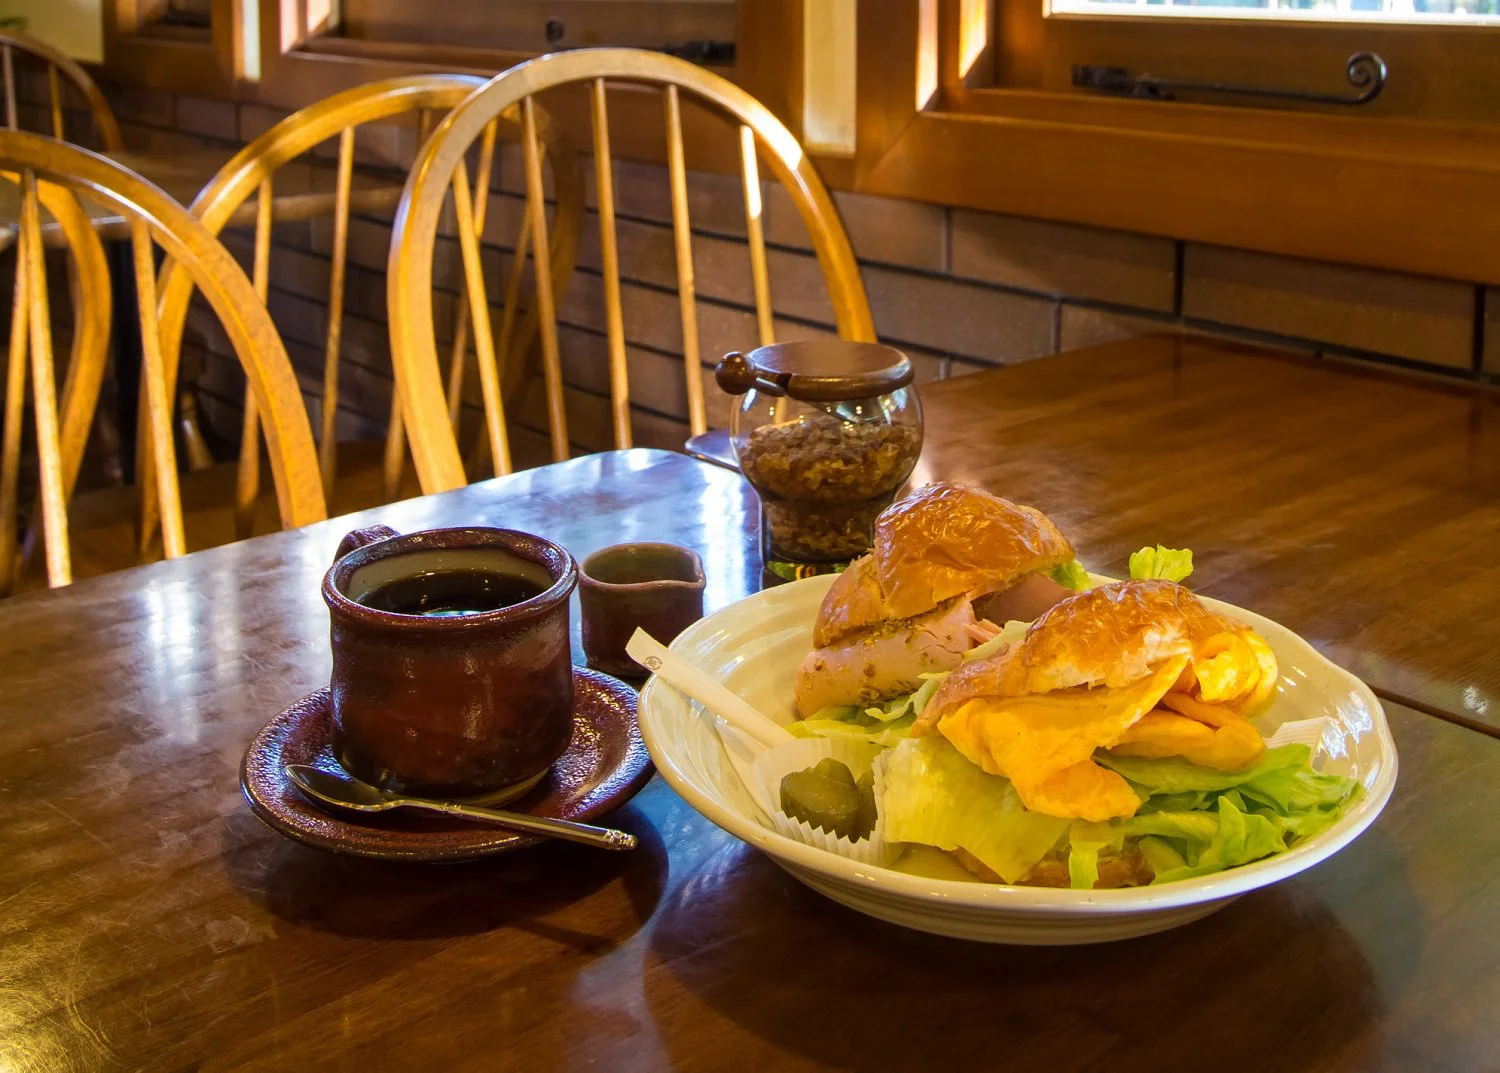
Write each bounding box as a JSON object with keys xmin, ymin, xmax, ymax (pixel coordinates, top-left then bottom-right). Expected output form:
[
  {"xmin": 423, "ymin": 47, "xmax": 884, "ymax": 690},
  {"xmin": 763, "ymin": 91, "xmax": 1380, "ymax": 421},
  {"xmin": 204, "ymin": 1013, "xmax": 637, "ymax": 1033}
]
[{"xmin": 322, "ymin": 525, "xmax": 578, "ymax": 803}]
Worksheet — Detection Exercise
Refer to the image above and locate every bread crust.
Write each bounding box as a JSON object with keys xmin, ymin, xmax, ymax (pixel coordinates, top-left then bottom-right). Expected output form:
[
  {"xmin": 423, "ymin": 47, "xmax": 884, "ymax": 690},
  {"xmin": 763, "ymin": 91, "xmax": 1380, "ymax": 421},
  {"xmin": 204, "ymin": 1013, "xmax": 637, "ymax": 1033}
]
[
  {"xmin": 922, "ymin": 580, "xmax": 1255, "ymax": 726},
  {"xmin": 811, "ymin": 483, "xmax": 1074, "ymax": 648}
]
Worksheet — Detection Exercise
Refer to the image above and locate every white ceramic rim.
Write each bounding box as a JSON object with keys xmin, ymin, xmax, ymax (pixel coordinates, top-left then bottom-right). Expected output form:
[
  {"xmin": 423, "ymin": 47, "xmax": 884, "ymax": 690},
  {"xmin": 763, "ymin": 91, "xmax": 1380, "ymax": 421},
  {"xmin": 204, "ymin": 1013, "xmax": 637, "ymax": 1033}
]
[{"xmin": 639, "ymin": 575, "xmax": 1399, "ymax": 914}]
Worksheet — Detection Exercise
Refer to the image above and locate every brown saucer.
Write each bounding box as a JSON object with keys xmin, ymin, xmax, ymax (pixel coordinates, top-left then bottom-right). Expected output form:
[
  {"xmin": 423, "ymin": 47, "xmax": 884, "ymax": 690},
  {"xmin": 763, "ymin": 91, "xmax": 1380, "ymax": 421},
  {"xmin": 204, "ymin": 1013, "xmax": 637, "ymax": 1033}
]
[{"xmin": 240, "ymin": 668, "xmax": 652, "ymax": 862}]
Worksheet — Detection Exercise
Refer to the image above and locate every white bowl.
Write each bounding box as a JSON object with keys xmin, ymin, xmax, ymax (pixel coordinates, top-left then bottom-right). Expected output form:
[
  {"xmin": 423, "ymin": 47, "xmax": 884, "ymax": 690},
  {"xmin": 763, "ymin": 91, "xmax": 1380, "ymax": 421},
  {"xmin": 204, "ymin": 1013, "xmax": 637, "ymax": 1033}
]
[{"xmin": 637, "ymin": 574, "xmax": 1398, "ymax": 945}]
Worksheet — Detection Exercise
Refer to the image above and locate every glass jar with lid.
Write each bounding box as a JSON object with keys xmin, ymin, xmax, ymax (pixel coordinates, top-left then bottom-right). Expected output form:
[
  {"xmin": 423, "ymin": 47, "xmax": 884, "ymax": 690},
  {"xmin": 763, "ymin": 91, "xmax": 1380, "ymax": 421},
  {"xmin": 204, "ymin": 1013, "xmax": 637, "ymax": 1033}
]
[{"xmin": 715, "ymin": 340, "xmax": 924, "ymax": 580}]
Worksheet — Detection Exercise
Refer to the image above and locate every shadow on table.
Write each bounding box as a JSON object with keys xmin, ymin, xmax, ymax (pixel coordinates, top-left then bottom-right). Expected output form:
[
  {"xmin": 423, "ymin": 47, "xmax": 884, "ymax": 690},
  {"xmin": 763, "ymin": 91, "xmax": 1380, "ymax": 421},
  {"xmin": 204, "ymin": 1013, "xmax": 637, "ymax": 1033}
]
[
  {"xmin": 220, "ymin": 800, "xmax": 668, "ymax": 950},
  {"xmin": 646, "ymin": 836, "xmax": 1407, "ymax": 1072}
]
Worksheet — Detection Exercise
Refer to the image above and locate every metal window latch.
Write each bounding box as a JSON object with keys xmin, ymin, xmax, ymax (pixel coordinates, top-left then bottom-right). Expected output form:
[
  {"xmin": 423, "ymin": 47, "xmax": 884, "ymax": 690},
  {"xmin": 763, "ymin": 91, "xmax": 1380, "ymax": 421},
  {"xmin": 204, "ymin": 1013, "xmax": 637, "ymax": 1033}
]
[
  {"xmin": 540, "ymin": 19, "xmax": 734, "ymax": 64},
  {"xmin": 1071, "ymin": 51, "xmax": 1387, "ymax": 107},
  {"xmin": 659, "ymin": 40, "xmax": 736, "ymax": 63}
]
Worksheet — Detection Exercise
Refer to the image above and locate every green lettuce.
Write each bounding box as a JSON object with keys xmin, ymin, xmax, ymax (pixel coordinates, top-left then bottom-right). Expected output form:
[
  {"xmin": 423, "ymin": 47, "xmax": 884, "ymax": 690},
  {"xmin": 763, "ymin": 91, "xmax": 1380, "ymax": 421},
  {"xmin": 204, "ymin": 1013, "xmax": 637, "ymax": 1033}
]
[
  {"xmin": 1122, "ymin": 796, "xmax": 1287, "ymax": 883},
  {"xmin": 1097, "ymin": 745, "xmax": 1359, "ymax": 883},
  {"xmin": 880, "ymin": 736, "xmax": 1069, "ymax": 883},
  {"xmin": 874, "ymin": 742, "xmax": 1358, "ymax": 888},
  {"xmin": 1099, "ymin": 745, "xmax": 1309, "ymax": 798},
  {"xmin": 1066, "ymin": 821, "xmax": 1124, "ymax": 890},
  {"xmin": 1050, "ymin": 560, "xmax": 1093, "ymax": 591},
  {"xmin": 909, "ymin": 672, "xmax": 948, "ymax": 713},
  {"xmin": 1099, "ymin": 745, "xmax": 1358, "ymax": 817},
  {"xmin": 789, "ymin": 715, "xmax": 915, "ymax": 748},
  {"xmin": 1137, "ymin": 835, "xmax": 1188, "ymax": 877},
  {"xmin": 1129, "ymin": 545, "xmax": 1194, "ymax": 583},
  {"xmin": 962, "ymin": 619, "xmax": 1031, "ymax": 663}
]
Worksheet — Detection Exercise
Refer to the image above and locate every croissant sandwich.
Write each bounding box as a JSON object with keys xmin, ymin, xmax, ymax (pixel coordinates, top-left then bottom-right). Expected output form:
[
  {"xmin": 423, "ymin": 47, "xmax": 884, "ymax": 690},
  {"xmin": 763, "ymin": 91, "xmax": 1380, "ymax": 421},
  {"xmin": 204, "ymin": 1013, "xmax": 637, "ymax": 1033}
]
[
  {"xmin": 914, "ymin": 579, "xmax": 1281, "ymax": 823},
  {"xmin": 793, "ymin": 483, "xmax": 1079, "ymax": 718}
]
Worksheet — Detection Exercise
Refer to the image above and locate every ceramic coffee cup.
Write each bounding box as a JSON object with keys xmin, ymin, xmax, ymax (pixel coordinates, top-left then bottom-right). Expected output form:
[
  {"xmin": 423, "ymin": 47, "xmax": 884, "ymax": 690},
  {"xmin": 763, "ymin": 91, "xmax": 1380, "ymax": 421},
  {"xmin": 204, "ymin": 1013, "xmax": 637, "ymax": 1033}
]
[
  {"xmin": 323, "ymin": 525, "xmax": 578, "ymax": 803},
  {"xmin": 579, "ymin": 542, "xmax": 706, "ymax": 678}
]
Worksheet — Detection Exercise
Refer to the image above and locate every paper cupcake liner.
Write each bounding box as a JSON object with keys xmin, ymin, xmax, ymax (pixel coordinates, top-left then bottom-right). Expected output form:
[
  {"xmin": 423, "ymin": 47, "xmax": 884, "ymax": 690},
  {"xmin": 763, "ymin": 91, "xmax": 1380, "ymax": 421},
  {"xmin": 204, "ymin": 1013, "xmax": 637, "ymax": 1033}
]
[{"xmin": 712, "ymin": 719, "xmax": 898, "ymax": 867}]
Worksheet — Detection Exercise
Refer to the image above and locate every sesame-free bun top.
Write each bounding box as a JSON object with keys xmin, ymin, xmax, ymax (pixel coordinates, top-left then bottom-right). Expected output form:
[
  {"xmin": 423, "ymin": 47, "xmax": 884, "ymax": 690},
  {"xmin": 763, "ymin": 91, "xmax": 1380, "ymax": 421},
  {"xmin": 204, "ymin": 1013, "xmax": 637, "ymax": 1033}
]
[
  {"xmin": 922, "ymin": 580, "xmax": 1261, "ymax": 724},
  {"xmin": 811, "ymin": 483, "xmax": 1075, "ymax": 648}
]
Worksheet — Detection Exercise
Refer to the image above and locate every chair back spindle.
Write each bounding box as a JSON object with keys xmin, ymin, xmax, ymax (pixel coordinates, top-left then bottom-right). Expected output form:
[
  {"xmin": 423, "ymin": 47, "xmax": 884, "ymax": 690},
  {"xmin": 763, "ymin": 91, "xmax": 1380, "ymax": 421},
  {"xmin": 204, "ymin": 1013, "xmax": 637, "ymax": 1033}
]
[
  {"xmin": 17, "ymin": 168, "xmax": 68, "ymax": 584},
  {"xmin": 389, "ymin": 48, "xmax": 875, "ymax": 494},
  {"xmin": 0, "ymin": 130, "xmax": 325, "ymax": 591},
  {"xmin": 0, "ymin": 30, "xmax": 123, "ymax": 149},
  {"xmin": 151, "ymin": 75, "xmax": 581, "ymax": 536}
]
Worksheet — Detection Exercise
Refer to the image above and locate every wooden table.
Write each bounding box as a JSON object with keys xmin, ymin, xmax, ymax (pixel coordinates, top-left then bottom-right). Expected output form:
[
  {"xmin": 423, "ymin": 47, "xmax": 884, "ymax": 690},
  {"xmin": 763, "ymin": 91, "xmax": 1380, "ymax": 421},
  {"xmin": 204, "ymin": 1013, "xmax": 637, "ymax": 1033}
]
[
  {"xmin": 0, "ymin": 147, "xmax": 404, "ymax": 249},
  {"xmin": 3, "ymin": 448, "xmax": 1499, "ymax": 1071}
]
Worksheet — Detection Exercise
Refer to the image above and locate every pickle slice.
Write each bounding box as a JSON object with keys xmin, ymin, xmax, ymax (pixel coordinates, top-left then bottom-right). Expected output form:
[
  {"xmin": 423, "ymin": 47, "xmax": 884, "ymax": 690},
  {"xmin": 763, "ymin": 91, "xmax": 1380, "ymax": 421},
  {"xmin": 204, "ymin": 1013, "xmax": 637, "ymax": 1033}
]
[
  {"xmin": 854, "ymin": 770, "xmax": 878, "ymax": 842},
  {"xmin": 780, "ymin": 759, "xmax": 872, "ymax": 841}
]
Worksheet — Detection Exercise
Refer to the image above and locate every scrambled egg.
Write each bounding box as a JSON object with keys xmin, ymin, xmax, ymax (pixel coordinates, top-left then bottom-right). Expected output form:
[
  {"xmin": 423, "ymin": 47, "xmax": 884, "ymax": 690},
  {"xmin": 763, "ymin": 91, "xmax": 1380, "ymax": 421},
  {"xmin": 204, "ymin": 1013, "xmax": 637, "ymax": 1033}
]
[
  {"xmin": 937, "ymin": 656, "xmax": 1188, "ymax": 822},
  {"xmin": 935, "ymin": 629, "xmax": 1279, "ymax": 820},
  {"xmin": 1112, "ymin": 709, "xmax": 1264, "ymax": 770},
  {"xmin": 1191, "ymin": 631, "xmax": 1278, "ymax": 714}
]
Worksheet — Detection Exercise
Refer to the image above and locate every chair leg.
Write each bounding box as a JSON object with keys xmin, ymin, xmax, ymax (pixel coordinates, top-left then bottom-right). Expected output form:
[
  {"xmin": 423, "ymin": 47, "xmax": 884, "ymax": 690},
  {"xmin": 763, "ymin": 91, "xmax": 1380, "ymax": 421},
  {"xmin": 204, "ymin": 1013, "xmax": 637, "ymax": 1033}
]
[{"xmin": 177, "ymin": 387, "xmax": 215, "ymax": 471}]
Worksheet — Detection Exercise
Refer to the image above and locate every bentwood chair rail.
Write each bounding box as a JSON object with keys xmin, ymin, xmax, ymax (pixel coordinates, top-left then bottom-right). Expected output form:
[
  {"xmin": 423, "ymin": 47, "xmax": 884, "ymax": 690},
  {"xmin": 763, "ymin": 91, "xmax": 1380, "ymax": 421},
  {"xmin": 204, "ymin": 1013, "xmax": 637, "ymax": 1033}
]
[
  {"xmin": 146, "ymin": 74, "xmax": 583, "ymax": 543},
  {"xmin": 0, "ymin": 29, "xmax": 122, "ymax": 150},
  {"xmin": 388, "ymin": 47, "xmax": 876, "ymax": 494},
  {"xmin": 0, "ymin": 131, "xmax": 325, "ymax": 592}
]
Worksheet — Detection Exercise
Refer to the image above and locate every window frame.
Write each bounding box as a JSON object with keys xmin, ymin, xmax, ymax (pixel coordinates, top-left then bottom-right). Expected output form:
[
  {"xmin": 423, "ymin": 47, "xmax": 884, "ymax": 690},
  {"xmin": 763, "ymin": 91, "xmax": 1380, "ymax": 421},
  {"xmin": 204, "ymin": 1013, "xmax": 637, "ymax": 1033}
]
[
  {"xmin": 849, "ymin": 0, "xmax": 1500, "ymax": 284},
  {"xmin": 252, "ymin": 0, "xmax": 803, "ymax": 134},
  {"xmin": 101, "ymin": 0, "xmax": 244, "ymax": 95}
]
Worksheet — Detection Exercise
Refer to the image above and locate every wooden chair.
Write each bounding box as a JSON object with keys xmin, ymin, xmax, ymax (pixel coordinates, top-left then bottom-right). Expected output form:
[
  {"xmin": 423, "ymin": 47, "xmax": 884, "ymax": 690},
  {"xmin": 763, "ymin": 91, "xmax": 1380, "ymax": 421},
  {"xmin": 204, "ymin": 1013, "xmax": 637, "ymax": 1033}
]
[
  {"xmin": 0, "ymin": 130, "xmax": 324, "ymax": 593},
  {"xmin": 0, "ymin": 29, "xmax": 122, "ymax": 150},
  {"xmin": 388, "ymin": 47, "xmax": 875, "ymax": 494},
  {"xmin": 151, "ymin": 74, "xmax": 582, "ymax": 544}
]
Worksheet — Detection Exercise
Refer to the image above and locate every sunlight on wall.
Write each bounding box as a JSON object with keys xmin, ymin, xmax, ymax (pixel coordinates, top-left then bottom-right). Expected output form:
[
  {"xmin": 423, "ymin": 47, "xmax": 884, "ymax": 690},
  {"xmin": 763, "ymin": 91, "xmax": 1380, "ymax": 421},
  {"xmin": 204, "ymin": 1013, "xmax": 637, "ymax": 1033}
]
[
  {"xmin": 959, "ymin": 0, "xmax": 989, "ymax": 77},
  {"xmin": 6, "ymin": 0, "xmax": 102, "ymax": 61},
  {"xmin": 801, "ymin": 0, "xmax": 856, "ymax": 156},
  {"xmin": 916, "ymin": 0, "xmax": 939, "ymax": 110},
  {"xmin": 242, "ymin": 0, "xmax": 262, "ymax": 79}
]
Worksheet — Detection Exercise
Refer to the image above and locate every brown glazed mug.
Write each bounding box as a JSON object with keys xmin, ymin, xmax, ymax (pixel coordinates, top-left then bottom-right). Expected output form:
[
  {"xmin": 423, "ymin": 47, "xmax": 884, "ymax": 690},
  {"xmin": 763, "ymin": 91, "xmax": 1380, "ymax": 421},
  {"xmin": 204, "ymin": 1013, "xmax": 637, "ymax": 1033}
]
[
  {"xmin": 323, "ymin": 525, "xmax": 578, "ymax": 803},
  {"xmin": 579, "ymin": 542, "xmax": 706, "ymax": 678}
]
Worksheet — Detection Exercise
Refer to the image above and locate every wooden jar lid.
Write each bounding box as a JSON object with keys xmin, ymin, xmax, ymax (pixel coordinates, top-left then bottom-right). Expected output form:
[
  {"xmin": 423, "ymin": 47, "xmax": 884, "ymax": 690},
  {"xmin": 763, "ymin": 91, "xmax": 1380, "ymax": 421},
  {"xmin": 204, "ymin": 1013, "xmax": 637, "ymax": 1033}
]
[{"xmin": 715, "ymin": 340, "xmax": 914, "ymax": 402}]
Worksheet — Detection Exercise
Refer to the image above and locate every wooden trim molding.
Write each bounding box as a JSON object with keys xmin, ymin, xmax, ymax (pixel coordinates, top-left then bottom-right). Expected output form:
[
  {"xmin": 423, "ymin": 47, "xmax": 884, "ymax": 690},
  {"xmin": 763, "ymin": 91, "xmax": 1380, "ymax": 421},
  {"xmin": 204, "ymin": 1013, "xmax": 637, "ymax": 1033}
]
[
  {"xmin": 98, "ymin": 0, "xmax": 238, "ymax": 94},
  {"xmin": 851, "ymin": 0, "xmax": 1500, "ymax": 285},
  {"xmin": 254, "ymin": 0, "xmax": 802, "ymax": 123},
  {"xmin": 91, "ymin": 0, "xmax": 1500, "ymax": 283}
]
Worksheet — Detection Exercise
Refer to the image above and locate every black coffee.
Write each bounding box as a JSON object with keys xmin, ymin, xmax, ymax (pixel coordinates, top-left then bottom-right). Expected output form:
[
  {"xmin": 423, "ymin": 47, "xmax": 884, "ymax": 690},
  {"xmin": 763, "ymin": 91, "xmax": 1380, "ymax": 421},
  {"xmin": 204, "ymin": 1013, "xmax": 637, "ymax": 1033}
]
[{"xmin": 359, "ymin": 569, "xmax": 545, "ymax": 617}]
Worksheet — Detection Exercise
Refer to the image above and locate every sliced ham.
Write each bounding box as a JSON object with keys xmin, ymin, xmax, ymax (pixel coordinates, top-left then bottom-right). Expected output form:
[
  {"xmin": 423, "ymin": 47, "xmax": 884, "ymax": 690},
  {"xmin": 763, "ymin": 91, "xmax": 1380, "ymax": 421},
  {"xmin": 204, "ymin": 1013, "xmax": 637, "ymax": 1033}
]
[{"xmin": 793, "ymin": 598, "xmax": 976, "ymax": 717}]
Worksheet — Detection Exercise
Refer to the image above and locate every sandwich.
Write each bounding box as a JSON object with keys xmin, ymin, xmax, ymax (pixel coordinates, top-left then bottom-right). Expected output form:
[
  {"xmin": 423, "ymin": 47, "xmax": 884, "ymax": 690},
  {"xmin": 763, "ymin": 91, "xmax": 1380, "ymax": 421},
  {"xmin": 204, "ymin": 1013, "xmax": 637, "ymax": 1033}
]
[
  {"xmin": 790, "ymin": 541, "xmax": 1360, "ymax": 890},
  {"xmin": 913, "ymin": 579, "xmax": 1280, "ymax": 824},
  {"xmin": 793, "ymin": 483, "xmax": 1080, "ymax": 718}
]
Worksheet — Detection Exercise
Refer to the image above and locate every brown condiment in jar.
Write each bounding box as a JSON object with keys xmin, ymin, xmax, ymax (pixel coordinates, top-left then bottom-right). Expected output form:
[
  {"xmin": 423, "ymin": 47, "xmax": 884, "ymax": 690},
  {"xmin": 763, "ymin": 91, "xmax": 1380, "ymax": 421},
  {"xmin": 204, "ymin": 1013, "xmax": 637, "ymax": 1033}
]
[{"xmin": 717, "ymin": 341, "xmax": 924, "ymax": 579}]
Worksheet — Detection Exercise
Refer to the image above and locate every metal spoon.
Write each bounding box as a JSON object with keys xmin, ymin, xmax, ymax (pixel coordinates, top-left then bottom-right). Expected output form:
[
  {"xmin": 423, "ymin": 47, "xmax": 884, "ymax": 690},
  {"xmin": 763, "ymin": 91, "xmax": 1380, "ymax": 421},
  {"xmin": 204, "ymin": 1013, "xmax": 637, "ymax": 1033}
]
[{"xmin": 285, "ymin": 764, "xmax": 637, "ymax": 851}]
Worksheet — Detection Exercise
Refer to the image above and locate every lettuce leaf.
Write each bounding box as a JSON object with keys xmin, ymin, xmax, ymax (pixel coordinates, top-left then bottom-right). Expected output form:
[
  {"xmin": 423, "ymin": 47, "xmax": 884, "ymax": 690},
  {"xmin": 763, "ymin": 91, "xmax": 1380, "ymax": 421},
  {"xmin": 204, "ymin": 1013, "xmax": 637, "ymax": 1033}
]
[
  {"xmin": 1135, "ymin": 789, "xmax": 1214, "ymax": 814},
  {"xmin": 1236, "ymin": 763, "xmax": 1360, "ymax": 816},
  {"xmin": 789, "ymin": 715, "xmax": 915, "ymax": 748},
  {"xmin": 1264, "ymin": 805, "xmax": 1347, "ymax": 843},
  {"xmin": 1098, "ymin": 745, "xmax": 1310, "ymax": 798},
  {"xmin": 806, "ymin": 705, "xmax": 862, "ymax": 723},
  {"xmin": 1066, "ymin": 821, "xmax": 1124, "ymax": 890},
  {"xmin": 963, "ymin": 619, "xmax": 1031, "ymax": 663},
  {"xmin": 865, "ymin": 694, "xmax": 918, "ymax": 723},
  {"xmin": 793, "ymin": 673, "xmax": 956, "ymax": 747},
  {"xmin": 1127, "ymin": 796, "xmax": 1287, "ymax": 883},
  {"xmin": 880, "ymin": 736, "xmax": 1069, "ymax": 883},
  {"xmin": 1137, "ymin": 835, "xmax": 1187, "ymax": 877},
  {"xmin": 910, "ymin": 672, "xmax": 948, "ymax": 714},
  {"xmin": 1128, "ymin": 545, "xmax": 1194, "ymax": 583},
  {"xmin": 1050, "ymin": 560, "xmax": 1093, "ymax": 591}
]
